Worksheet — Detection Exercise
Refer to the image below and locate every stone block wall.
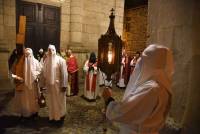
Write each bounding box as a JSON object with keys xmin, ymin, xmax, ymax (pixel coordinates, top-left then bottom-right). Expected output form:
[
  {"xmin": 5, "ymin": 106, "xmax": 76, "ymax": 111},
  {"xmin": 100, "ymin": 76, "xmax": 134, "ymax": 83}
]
[
  {"xmin": 0, "ymin": 0, "xmax": 16, "ymax": 50},
  {"xmin": 0, "ymin": 0, "xmax": 16, "ymax": 88},
  {"xmin": 68, "ymin": 0, "xmax": 124, "ymax": 80},
  {"xmin": 80, "ymin": 0, "xmax": 124, "ymax": 52},
  {"xmin": 123, "ymin": 5, "xmax": 147, "ymax": 57},
  {"xmin": 148, "ymin": 1, "xmax": 200, "ymax": 132}
]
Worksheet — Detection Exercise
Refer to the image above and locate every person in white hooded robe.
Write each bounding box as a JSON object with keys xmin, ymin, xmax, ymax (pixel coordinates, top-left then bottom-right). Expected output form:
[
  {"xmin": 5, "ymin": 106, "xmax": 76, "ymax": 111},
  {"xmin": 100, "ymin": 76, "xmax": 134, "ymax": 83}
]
[
  {"xmin": 10, "ymin": 48, "xmax": 41, "ymax": 117},
  {"xmin": 41, "ymin": 45, "xmax": 68, "ymax": 122},
  {"xmin": 102, "ymin": 44, "xmax": 174, "ymax": 134}
]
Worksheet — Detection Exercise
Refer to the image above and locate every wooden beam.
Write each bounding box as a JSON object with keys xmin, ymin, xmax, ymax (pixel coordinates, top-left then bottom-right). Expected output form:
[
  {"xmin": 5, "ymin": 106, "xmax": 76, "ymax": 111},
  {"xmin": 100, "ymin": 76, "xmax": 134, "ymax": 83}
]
[
  {"xmin": 16, "ymin": 33, "xmax": 25, "ymax": 45},
  {"xmin": 18, "ymin": 16, "xmax": 26, "ymax": 34},
  {"xmin": 16, "ymin": 16, "xmax": 26, "ymax": 45}
]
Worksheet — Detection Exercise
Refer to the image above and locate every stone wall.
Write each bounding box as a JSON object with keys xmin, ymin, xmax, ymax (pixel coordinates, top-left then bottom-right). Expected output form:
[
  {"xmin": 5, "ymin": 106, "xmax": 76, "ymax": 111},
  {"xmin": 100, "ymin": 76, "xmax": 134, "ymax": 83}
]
[
  {"xmin": 0, "ymin": 0, "xmax": 16, "ymax": 51},
  {"xmin": 0, "ymin": 0, "xmax": 16, "ymax": 90},
  {"xmin": 182, "ymin": 1, "xmax": 200, "ymax": 133},
  {"xmin": 123, "ymin": 5, "xmax": 147, "ymax": 57},
  {"xmin": 70, "ymin": 0, "xmax": 124, "ymax": 77},
  {"xmin": 79, "ymin": 0, "xmax": 124, "ymax": 51},
  {"xmin": 148, "ymin": 0, "xmax": 200, "ymax": 132}
]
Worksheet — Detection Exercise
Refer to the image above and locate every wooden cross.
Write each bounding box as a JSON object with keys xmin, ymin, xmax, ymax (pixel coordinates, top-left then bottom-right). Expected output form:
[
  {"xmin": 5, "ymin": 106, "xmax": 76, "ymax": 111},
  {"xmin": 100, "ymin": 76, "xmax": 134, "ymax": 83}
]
[{"xmin": 16, "ymin": 16, "xmax": 26, "ymax": 45}]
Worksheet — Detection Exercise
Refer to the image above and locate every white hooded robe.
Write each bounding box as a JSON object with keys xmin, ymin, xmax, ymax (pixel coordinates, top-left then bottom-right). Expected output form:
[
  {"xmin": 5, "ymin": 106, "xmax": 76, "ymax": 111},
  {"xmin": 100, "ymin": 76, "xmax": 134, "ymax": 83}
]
[
  {"xmin": 42, "ymin": 45, "xmax": 68, "ymax": 121},
  {"xmin": 10, "ymin": 48, "xmax": 41, "ymax": 117},
  {"xmin": 106, "ymin": 44, "xmax": 174, "ymax": 134}
]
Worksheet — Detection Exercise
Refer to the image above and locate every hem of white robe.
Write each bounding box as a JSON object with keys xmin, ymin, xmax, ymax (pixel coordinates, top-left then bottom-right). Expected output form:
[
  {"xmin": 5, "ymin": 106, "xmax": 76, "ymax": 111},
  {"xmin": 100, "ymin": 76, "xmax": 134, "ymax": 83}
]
[
  {"xmin": 117, "ymin": 78, "xmax": 126, "ymax": 88},
  {"xmin": 84, "ymin": 90, "xmax": 97, "ymax": 100}
]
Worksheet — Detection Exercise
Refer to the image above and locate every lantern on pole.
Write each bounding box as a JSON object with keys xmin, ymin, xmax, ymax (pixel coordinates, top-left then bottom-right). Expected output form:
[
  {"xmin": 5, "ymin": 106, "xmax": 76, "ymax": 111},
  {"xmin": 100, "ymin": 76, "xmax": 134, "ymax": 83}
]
[{"xmin": 98, "ymin": 8, "xmax": 123, "ymax": 82}]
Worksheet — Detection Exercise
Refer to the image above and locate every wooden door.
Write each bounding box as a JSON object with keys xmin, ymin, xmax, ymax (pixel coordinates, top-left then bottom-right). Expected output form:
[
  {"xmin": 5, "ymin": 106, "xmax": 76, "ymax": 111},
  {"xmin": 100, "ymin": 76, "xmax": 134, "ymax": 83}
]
[{"xmin": 16, "ymin": 1, "xmax": 60, "ymax": 55}]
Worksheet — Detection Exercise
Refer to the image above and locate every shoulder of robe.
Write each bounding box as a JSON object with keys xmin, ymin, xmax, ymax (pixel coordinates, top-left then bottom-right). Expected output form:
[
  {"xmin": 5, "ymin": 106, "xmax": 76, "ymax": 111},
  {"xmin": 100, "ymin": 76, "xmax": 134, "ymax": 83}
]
[
  {"xmin": 61, "ymin": 56, "xmax": 66, "ymax": 61},
  {"xmin": 144, "ymin": 80, "xmax": 159, "ymax": 87},
  {"xmin": 59, "ymin": 56, "xmax": 67, "ymax": 65},
  {"xmin": 84, "ymin": 60, "xmax": 89, "ymax": 65},
  {"xmin": 33, "ymin": 58, "xmax": 39, "ymax": 63},
  {"xmin": 56, "ymin": 55, "xmax": 64, "ymax": 61},
  {"xmin": 136, "ymin": 80, "xmax": 160, "ymax": 93}
]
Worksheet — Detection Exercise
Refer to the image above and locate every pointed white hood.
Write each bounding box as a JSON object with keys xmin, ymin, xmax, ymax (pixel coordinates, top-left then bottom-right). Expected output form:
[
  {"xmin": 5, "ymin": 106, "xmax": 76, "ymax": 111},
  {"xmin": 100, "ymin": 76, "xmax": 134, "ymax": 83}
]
[{"xmin": 123, "ymin": 44, "xmax": 174, "ymax": 100}]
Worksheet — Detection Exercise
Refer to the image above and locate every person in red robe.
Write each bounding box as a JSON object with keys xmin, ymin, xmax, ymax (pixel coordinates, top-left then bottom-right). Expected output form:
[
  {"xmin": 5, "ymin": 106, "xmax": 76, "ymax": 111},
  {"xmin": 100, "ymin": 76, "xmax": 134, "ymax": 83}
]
[
  {"xmin": 117, "ymin": 49, "xmax": 131, "ymax": 88},
  {"xmin": 66, "ymin": 49, "xmax": 79, "ymax": 96},
  {"xmin": 130, "ymin": 51, "xmax": 141, "ymax": 74},
  {"xmin": 124, "ymin": 53, "xmax": 131, "ymax": 85},
  {"xmin": 83, "ymin": 52, "xmax": 98, "ymax": 101}
]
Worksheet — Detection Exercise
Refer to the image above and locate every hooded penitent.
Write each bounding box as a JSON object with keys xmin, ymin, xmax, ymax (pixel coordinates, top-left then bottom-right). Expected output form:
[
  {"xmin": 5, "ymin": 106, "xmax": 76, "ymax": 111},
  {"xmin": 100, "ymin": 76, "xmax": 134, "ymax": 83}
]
[{"xmin": 106, "ymin": 44, "xmax": 174, "ymax": 134}]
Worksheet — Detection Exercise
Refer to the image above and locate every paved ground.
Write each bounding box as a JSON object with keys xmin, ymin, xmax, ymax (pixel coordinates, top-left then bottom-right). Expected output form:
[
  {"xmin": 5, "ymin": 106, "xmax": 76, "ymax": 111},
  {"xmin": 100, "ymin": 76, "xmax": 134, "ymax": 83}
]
[{"xmin": 0, "ymin": 84, "xmax": 181, "ymax": 134}]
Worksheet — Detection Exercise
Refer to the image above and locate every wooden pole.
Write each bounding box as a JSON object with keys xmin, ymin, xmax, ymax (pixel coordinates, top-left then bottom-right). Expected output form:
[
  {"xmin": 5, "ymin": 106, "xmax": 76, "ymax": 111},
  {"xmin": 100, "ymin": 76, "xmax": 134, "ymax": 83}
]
[{"xmin": 16, "ymin": 16, "xmax": 26, "ymax": 45}]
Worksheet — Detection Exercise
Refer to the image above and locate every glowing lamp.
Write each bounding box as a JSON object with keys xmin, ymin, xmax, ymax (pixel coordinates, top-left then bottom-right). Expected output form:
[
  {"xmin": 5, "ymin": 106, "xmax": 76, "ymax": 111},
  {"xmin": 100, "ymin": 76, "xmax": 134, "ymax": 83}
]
[
  {"xmin": 98, "ymin": 8, "xmax": 123, "ymax": 81},
  {"xmin": 107, "ymin": 43, "xmax": 113, "ymax": 64}
]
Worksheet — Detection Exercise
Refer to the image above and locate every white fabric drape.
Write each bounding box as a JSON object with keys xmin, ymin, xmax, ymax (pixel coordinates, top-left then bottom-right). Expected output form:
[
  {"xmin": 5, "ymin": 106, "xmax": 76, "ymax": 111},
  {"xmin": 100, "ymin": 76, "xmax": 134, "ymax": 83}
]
[
  {"xmin": 5, "ymin": 48, "xmax": 41, "ymax": 117},
  {"xmin": 123, "ymin": 44, "xmax": 174, "ymax": 100},
  {"xmin": 42, "ymin": 44, "xmax": 68, "ymax": 120},
  {"xmin": 24, "ymin": 48, "xmax": 41, "ymax": 90},
  {"xmin": 106, "ymin": 44, "xmax": 174, "ymax": 134},
  {"xmin": 44, "ymin": 45, "xmax": 57, "ymax": 85}
]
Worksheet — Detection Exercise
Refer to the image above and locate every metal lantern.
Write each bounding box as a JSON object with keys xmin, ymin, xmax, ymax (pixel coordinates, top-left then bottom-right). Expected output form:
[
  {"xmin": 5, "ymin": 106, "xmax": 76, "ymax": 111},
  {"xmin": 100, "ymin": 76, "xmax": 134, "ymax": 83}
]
[{"xmin": 98, "ymin": 8, "xmax": 123, "ymax": 81}]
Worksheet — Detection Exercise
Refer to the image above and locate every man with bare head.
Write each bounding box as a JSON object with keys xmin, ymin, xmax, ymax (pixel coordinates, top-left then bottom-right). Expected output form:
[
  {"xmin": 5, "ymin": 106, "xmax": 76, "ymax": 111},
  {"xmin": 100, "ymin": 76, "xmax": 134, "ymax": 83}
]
[{"xmin": 66, "ymin": 49, "xmax": 79, "ymax": 96}]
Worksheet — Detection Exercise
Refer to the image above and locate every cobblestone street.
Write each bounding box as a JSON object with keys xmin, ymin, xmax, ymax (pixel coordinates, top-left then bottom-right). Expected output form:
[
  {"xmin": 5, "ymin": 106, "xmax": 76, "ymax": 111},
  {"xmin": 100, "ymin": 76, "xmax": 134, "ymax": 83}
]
[
  {"xmin": 0, "ymin": 84, "xmax": 123, "ymax": 134},
  {"xmin": 0, "ymin": 84, "xmax": 180, "ymax": 134}
]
